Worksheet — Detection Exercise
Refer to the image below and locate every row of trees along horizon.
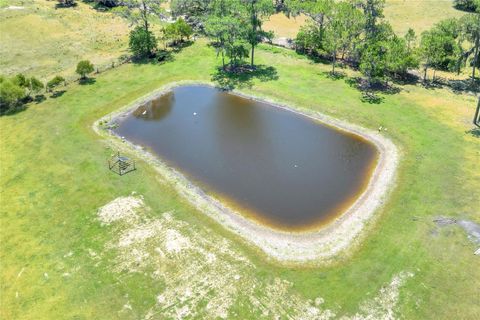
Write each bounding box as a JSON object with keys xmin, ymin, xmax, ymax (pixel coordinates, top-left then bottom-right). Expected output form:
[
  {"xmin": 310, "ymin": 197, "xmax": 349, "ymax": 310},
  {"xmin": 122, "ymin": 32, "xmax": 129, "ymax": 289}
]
[
  {"xmin": 87, "ymin": 0, "xmax": 479, "ymax": 84},
  {"xmin": 173, "ymin": 0, "xmax": 479, "ymax": 83},
  {"xmin": 2, "ymin": 0, "xmax": 479, "ymax": 114}
]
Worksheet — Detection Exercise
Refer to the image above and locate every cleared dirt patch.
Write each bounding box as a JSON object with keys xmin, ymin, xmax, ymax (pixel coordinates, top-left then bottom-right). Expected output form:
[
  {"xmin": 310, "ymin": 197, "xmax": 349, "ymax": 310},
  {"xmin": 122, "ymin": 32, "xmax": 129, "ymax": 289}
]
[
  {"xmin": 95, "ymin": 195, "xmax": 414, "ymax": 319},
  {"xmin": 97, "ymin": 195, "xmax": 145, "ymax": 225}
]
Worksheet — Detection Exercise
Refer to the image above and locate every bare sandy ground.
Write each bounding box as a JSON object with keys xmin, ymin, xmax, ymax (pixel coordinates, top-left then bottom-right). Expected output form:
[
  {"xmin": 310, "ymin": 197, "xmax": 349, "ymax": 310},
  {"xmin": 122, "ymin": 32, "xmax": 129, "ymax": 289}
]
[
  {"xmin": 93, "ymin": 195, "xmax": 413, "ymax": 318},
  {"xmin": 93, "ymin": 81, "xmax": 399, "ymax": 263}
]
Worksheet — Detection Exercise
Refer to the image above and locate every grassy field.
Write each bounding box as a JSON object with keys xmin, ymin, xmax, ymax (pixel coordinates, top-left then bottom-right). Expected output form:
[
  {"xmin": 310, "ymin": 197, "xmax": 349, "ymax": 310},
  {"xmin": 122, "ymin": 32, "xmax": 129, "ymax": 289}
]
[
  {"xmin": 0, "ymin": 0, "xmax": 469, "ymax": 81},
  {"xmin": 264, "ymin": 13, "xmax": 309, "ymax": 39},
  {"xmin": 1, "ymin": 39, "xmax": 479, "ymax": 319},
  {"xmin": 383, "ymin": 0, "xmax": 466, "ymax": 36},
  {"xmin": 265, "ymin": 0, "xmax": 466, "ymax": 38},
  {"xmin": 0, "ymin": 0, "xmax": 130, "ymax": 80}
]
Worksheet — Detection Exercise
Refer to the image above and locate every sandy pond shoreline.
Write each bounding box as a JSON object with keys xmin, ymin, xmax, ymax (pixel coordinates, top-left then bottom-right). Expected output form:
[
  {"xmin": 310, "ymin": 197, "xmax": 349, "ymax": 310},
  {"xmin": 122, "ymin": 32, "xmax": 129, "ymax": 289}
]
[{"xmin": 93, "ymin": 81, "xmax": 400, "ymax": 263}]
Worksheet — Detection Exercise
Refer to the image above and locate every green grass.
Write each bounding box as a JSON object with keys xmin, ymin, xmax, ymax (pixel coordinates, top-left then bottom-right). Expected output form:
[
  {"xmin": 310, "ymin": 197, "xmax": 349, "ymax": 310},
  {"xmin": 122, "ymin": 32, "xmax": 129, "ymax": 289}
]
[
  {"xmin": 0, "ymin": 0, "xmax": 468, "ymax": 82},
  {"xmin": 1, "ymin": 40, "xmax": 479, "ymax": 319}
]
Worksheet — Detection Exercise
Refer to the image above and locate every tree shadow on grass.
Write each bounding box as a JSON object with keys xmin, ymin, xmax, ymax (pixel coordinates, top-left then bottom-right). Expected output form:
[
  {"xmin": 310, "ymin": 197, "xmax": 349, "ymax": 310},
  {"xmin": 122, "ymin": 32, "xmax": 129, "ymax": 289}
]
[
  {"xmin": 81, "ymin": 0, "xmax": 114, "ymax": 12},
  {"xmin": 169, "ymin": 40, "xmax": 193, "ymax": 53},
  {"xmin": 466, "ymin": 128, "xmax": 480, "ymax": 138},
  {"xmin": 448, "ymin": 78, "xmax": 479, "ymax": 94},
  {"xmin": 211, "ymin": 65, "xmax": 279, "ymax": 90},
  {"xmin": 130, "ymin": 43, "xmax": 191, "ymax": 66},
  {"xmin": 390, "ymin": 73, "xmax": 419, "ymax": 86},
  {"xmin": 295, "ymin": 50, "xmax": 332, "ymax": 66},
  {"xmin": 50, "ymin": 90, "xmax": 66, "ymax": 98},
  {"xmin": 55, "ymin": 3, "xmax": 78, "ymax": 9},
  {"xmin": 0, "ymin": 105, "xmax": 27, "ymax": 117},
  {"xmin": 34, "ymin": 94, "xmax": 46, "ymax": 104},
  {"xmin": 360, "ymin": 91, "xmax": 384, "ymax": 104},
  {"xmin": 322, "ymin": 71, "xmax": 346, "ymax": 80},
  {"xmin": 345, "ymin": 76, "xmax": 401, "ymax": 104},
  {"xmin": 131, "ymin": 51, "xmax": 174, "ymax": 65},
  {"xmin": 420, "ymin": 77, "xmax": 479, "ymax": 95},
  {"xmin": 79, "ymin": 78, "xmax": 96, "ymax": 85}
]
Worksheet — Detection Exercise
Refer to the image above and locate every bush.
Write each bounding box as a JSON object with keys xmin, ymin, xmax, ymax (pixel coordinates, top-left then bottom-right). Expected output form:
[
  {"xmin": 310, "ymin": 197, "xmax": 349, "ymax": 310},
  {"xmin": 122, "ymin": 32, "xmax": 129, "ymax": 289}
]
[
  {"xmin": 12, "ymin": 74, "xmax": 45, "ymax": 96},
  {"xmin": 76, "ymin": 60, "xmax": 95, "ymax": 79},
  {"xmin": 129, "ymin": 26, "xmax": 157, "ymax": 58},
  {"xmin": 163, "ymin": 18, "xmax": 193, "ymax": 47},
  {"xmin": 294, "ymin": 25, "xmax": 323, "ymax": 56},
  {"xmin": 47, "ymin": 75, "xmax": 65, "ymax": 92},
  {"xmin": 454, "ymin": 0, "xmax": 480, "ymax": 12},
  {"xmin": 29, "ymin": 77, "xmax": 44, "ymax": 95},
  {"xmin": 176, "ymin": 18, "xmax": 193, "ymax": 41},
  {"xmin": 13, "ymin": 73, "xmax": 29, "ymax": 88},
  {"xmin": 0, "ymin": 77, "xmax": 26, "ymax": 114}
]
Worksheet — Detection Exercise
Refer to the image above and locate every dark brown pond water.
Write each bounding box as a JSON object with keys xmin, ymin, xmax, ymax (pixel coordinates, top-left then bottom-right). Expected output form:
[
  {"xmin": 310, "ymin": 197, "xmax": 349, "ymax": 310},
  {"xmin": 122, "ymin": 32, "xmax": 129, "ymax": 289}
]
[{"xmin": 114, "ymin": 86, "xmax": 378, "ymax": 230}]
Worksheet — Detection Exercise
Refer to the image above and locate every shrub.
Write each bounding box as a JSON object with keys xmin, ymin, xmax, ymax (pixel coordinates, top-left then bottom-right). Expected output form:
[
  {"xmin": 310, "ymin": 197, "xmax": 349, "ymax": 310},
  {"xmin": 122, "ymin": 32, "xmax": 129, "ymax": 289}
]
[
  {"xmin": 76, "ymin": 60, "xmax": 95, "ymax": 79},
  {"xmin": 175, "ymin": 18, "xmax": 193, "ymax": 41},
  {"xmin": 47, "ymin": 75, "xmax": 65, "ymax": 92},
  {"xmin": 454, "ymin": 0, "xmax": 480, "ymax": 12},
  {"xmin": 163, "ymin": 18, "xmax": 193, "ymax": 47},
  {"xmin": 29, "ymin": 77, "xmax": 44, "ymax": 95},
  {"xmin": 13, "ymin": 73, "xmax": 29, "ymax": 88},
  {"xmin": 0, "ymin": 77, "xmax": 26, "ymax": 114}
]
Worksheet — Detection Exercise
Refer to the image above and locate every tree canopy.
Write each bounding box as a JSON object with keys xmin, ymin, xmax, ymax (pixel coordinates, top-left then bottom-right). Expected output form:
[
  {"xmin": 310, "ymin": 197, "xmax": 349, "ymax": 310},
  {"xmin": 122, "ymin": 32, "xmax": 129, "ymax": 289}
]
[
  {"xmin": 76, "ymin": 60, "xmax": 95, "ymax": 79},
  {"xmin": 454, "ymin": 0, "xmax": 480, "ymax": 12},
  {"xmin": 0, "ymin": 74, "xmax": 45, "ymax": 114},
  {"xmin": 114, "ymin": 0, "xmax": 165, "ymax": 57},
  {"xmin": 0, "ymin": 76, "xmax": 26, "ymax": 114},
  {"xmin": 163, "ymin": 18, "xmax": 194, "ymax": 47},
  {"xmin": 47, "ymin": 76, "xmax": 65, "ymax": 92},
  {"xmin": 129, "ymin": 26, "xmax": 158, "ymax": 58}
]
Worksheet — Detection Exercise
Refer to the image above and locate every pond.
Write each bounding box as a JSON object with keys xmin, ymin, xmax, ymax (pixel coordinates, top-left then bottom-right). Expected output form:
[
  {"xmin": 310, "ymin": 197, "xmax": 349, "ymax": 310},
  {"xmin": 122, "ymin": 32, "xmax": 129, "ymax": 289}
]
[{"xmin": 114, "ymin": 85, "xmax": 378, "ymax": 231}]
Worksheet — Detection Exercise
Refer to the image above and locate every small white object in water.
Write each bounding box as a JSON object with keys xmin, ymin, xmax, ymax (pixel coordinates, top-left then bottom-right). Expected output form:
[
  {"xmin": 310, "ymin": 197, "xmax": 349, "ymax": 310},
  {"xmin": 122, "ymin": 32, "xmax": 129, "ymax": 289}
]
[
  {"xmin": 294, "ymin": 164, "xmax": 298, "ymax": 168},
  {"xmin": 142, "ymin": 110, "xmax": 147, "ymax": 115},
  {"xmin": 193, "ymin": 112, "xmax": 197, "ymax": 116}
]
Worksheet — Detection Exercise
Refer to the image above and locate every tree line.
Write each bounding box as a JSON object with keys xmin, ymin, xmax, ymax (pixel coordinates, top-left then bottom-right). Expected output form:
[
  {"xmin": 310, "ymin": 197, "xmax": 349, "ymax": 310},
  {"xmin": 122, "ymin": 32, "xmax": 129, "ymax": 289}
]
[
  {"xmin": 169, "ymin": 0, "xmax": 479, "ymax": 85},
  {"xmin": 112, "ymin": 0, "xmax": 270, "ymax": 67},
  {"xmin": 0, "ymin": 61, "xmax": 95, "ymax": 115},
  {"xmin": 5, "ymin": 0, "xmax": 477, "ymax": 115},
  {"xmin": 57, "ymin": 0, "xmax": 479, "ymax": 85},
  {"xmin": 291, "ymin": 0, "xmax": 479, "ymax": 85}
]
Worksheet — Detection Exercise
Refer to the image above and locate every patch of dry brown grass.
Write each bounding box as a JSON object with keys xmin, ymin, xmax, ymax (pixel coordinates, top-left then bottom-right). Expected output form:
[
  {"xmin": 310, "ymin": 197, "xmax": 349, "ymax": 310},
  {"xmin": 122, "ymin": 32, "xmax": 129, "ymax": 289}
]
[{"xmin": 0, "ymin": 0, "xmax": 129, "ymax": 80}]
